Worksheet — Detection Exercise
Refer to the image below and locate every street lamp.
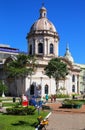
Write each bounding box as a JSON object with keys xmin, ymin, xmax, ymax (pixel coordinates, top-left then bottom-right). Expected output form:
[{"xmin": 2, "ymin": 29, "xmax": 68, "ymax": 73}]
[
  {"xmin": 40, "ymin": 77, "xmax": 43, "ymax": 97},
  {"xmin": 2, "ymin": 80, "xmax": 5, "ymax": 97}
]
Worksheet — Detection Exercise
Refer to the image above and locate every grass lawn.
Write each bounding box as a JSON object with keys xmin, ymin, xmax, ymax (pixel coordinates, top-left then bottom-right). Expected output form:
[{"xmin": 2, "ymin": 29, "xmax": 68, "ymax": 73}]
[
  {"xmin": 2, "ymin": 102, "xmax": 19, "ymax": 107},
  {"xmin": 0, "ymin": 110, "xmax": 49, "ymax": 130}
]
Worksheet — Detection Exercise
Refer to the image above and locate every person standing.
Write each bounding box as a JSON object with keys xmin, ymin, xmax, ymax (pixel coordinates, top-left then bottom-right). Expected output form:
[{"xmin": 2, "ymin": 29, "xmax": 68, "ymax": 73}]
[
  {"xmin": 45, "ymin": 94, "xmax": 49, "ymax": 102},
  {"xmin": 51, "ymin": 95, "xmax": 53, "ymax": 103}
]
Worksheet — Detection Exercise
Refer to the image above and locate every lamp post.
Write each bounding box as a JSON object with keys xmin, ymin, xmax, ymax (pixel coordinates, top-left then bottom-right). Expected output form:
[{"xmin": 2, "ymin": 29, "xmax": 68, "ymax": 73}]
[
  {"xmin": 2, "ymin": 80, "xmax": 5, "ymax": 97},
  {"xmin": 40, "ymin": 77, "xmax": 43, "ymax": 97}
]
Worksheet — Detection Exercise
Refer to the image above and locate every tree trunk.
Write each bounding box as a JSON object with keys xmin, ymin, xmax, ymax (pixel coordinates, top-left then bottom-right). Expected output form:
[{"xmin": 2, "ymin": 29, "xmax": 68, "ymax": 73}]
[
  {"xmin": 55, "ymin": 80, "xmax": 59, "ymax": 94},
  {"xmin": 15, "ymin": 77, "xmax": 19, "ymax": 97},
  {"xmin": 21, "ymin": 77, "xmax": 25, "ymax": 95}
]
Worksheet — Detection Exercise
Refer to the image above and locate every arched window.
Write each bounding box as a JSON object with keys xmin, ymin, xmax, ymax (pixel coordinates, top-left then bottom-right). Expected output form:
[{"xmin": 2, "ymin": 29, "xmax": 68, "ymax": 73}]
[
  {"xmin": 50, "ymin": 43, "xmax": 53, "ymax": 54},
  {"xmin": 72, "ymin": 85, "xmax": 75, "ymax": 92},
  {"xmin": 72, "ymin": 75, "xmax": 75, "ymax": 82},
  {"xmin": 30, "ymin": 84, "xmax": 34, "ymax": 95},
  {"xmin": 38, "ymin": 43, "xmax": 43, "ymax": 54},
  {"xmin": 45, "ymin": 84, "xmax": 49, "ymax": 94},
  {"xmin": 29, "ymin": 44, "xmax": 32, "ymax": 55}
]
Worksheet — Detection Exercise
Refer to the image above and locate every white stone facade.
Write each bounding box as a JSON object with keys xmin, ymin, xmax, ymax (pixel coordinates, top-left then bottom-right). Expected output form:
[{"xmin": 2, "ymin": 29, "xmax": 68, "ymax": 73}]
[
  {"xmin": 28, "ymin": 36, "xmax": 58, "ymax": 57},
  {"xmin": 25, "ymin": 6, "xmax": 81, "ymax": 97}
]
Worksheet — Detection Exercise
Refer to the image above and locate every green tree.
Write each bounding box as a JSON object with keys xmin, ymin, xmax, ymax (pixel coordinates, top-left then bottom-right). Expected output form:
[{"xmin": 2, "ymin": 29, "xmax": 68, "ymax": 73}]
[
  {"xmin": 44, "ymin": 58, "xmax": 68, "ymax": 93},
  {"xmin": 5, "ymin": 54, "xmax": 37, "ymax": 96}
]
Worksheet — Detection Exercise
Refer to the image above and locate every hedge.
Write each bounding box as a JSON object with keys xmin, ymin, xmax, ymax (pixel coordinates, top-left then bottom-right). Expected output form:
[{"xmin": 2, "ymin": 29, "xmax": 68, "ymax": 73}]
[{"xmin": 6, "ymin": 106, "xmax": 36, "ymax": 115}]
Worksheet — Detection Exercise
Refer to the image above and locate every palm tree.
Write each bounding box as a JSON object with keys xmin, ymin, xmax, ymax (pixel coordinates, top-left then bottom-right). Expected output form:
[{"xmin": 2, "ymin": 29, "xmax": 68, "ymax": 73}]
[
  {"xmin": 44, "ymin": 58, "xmax": 68, "ymax": 93},
  {"xmin": 5, "ymin": 54, "xmax": 37, "ymax": 96}
]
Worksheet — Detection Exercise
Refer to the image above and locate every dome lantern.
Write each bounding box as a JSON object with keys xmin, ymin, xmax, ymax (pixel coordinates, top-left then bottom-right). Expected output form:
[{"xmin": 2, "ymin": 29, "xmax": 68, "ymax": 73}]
[{"xmin": 39, "ymin": 5, "xmax": 47, "ymax": 18}]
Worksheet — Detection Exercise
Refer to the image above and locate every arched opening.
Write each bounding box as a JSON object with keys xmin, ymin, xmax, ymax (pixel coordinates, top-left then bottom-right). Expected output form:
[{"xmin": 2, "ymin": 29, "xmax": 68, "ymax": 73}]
[
  {"xmin": 45, "ymin": 84, "xmax": 49, "ymax": 94},
  {"xmin": 38, "ymin": 43, "xmax": 43, "ymax": 54},
  {"xmin": 29, "ymin": 44, "xmax": 32, "ymax": 55},
  {"xmin": 44, "ymin": 13, "xmax": 46, "ymax": 17},
  {"xmin": 72, "ymin": 85, "xmax": 75, "ymax": 92},
  {"xmin": 30, "ymin": 84, "xmax": 34, "ymax": 95},
  {"xmin": 50, "ymin": 43, "xmax": 54, "ymax": 54},
  {"xmin": 72, "ymin": 75, "xmax": 75, "ymax": 82}
]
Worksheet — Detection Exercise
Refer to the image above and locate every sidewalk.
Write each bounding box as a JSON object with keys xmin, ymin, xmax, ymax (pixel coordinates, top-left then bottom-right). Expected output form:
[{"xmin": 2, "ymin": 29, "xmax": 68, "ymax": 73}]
[{"xmin": 46, "ymin": 102, "xmax": 85, "ymax": 130}]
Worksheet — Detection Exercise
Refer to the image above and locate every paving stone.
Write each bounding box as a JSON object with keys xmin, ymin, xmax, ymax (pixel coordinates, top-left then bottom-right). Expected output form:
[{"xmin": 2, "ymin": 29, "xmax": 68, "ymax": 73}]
[{"xmin": 46, "ymin": 102, "xmax": 85, "ymax": 130}]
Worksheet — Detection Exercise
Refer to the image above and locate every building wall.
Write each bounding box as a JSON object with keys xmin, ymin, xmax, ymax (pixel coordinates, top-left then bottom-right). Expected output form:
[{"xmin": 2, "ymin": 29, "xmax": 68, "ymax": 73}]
[{"xmin": 77, "ymin": 64, "xmax": 85, "ymax": 93}]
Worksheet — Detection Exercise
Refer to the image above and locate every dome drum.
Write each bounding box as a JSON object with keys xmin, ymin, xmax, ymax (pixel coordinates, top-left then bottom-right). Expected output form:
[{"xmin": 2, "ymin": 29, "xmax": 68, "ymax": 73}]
[
  {"xmin": 26, "ymin": 30, "xmax": 59, "ymax": 40},
  {"xmin": 27, "ymin": 30, "xmax": 59, "ymax": 40},
  {"xmin": 26, "ymin": 6, "xmax": 59, "ymax": 57}
]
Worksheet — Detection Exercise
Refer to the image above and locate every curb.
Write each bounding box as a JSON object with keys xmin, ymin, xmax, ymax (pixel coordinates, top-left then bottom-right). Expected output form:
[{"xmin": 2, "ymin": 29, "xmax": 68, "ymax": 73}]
[
  {"xmin": 45, "ymin": 112, "xmax": 52, "ymax": 119},
  {"xmin": 35, "ymin": 112, "xmax": 52, "ymax": 130}
]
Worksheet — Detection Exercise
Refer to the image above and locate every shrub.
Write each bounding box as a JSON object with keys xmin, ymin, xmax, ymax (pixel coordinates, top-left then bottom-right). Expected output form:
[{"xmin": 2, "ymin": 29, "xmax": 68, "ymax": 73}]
[
  {"xmin": 6, "ymin": 106, "xmax": 36, "ymax": 115},
  {"xmin": 56, "ymin": 94, "xmax": 69, "ymax": 98},
  {"xmin": 71, "ymin": 93, "xmax": 80, "ymax": 96},
  {"xmin": 63, "ymin": 99, "xmax": 82, "ymax": 104},
  {"xmin": 62, "ymin": 99, "xmax": 83, "ymax": 109}
]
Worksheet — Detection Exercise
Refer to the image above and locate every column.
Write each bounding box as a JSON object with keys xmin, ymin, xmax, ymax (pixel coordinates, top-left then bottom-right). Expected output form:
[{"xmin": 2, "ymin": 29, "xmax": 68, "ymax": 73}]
[
  {"xmin": 46, "ymin": 38, "xmax": 49, "ymax": 55},
  {"xmin": 33, "ymin": 39, "xmax": 35, "ymax": 55},
  {"xmin": 54, "ymin": 39, "xmax": 58, "ymax": 57},
  {"xmin": 44, "ymin": 38, "xmax": 46, "ymax": 56},
  {"xmin": 77, "ymin": 75, "xmax": 80, "ymax": 94},
  {"xmin": 35, "ymin": 39, "xmax": 37, "ymax": 55}
]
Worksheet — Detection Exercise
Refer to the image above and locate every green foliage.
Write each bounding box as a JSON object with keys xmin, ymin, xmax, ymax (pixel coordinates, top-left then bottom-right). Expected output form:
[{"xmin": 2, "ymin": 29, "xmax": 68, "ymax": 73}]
[
  {"xmin": 0, "ymin": 80, "xmax": 8, "ymax": 95},
  {"xmin": 71, "ymin": 93, "xmax": 80, "ymax": 96},
  {"xmin": 44, "ymin": 58, "xmax": 68, "ymax": 80},
  {"xmin": 73, "ymin": 100, "xmax": 85, "ymax": 105},
  {"xmin": 5, "ymin": 54, "xmax": 37, "ymax": 79},
  {"xmin": 4, "ymin": 54, "xmax": 37, "ymax": 96},
  {"xmin": 62, "ymin": 99, "xmax": 83, "ymax": 108},
  {"xmin": 6, "ymin": 106, "xmax": 36, "ymax": 115},
  {"xmin": 56, "ymin": 94, "xmax": 69, "ymax": 98},
  {"xmin": 44, "ymin": 58, "xmax": 68, "ymax": 91},
  {"xmin": 2, "ymin": 102, "xmax": 19, "ymax": 107},
  {"xmin": 63, "ymin": 99, "xmax": 82, "ymax": 105}
]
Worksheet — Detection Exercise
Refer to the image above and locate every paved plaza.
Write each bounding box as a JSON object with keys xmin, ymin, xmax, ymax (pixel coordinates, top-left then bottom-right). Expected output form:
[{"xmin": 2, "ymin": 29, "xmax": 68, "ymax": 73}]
[
  {"xmin": 46, "ymin": 102, "xmax": 85, "ymax": 130},
  {"xmin": 46, "ymin": 113, "xmax": 85, "ymax": 130}
]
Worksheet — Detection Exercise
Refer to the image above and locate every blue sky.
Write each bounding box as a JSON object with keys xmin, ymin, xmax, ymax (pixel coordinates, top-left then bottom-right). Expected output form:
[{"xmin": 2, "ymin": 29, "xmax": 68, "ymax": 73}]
[{"xmin": 0, "ymin": 0, "xmax": 85, "ymax": 64}]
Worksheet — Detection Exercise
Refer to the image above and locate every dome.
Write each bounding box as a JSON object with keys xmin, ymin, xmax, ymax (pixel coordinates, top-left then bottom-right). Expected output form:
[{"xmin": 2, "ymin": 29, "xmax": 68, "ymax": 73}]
[
  {"xmin": 64, "ymin": 44, "xmax": 74, "ymax": 63},
  {"xmin": 64, "ymin": 54, "xmax": 74, "ymax": 63},
  {"xmin": 29, "ymin": 6, "xmax": 57, "ymax": 33},
  {"xmin": 30, "ymin": 18, "xmax": 56, "ymax": 32}
]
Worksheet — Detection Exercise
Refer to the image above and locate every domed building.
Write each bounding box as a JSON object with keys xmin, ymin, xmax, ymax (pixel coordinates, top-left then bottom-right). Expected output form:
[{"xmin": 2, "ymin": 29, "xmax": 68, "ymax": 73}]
[
  {"xmin": 2, "ymin": 5, "xmax": 82, "ymax": 97},
  {"xmin": 25, "ymin": 5, "xmax": 81, "ymax": 97}
]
